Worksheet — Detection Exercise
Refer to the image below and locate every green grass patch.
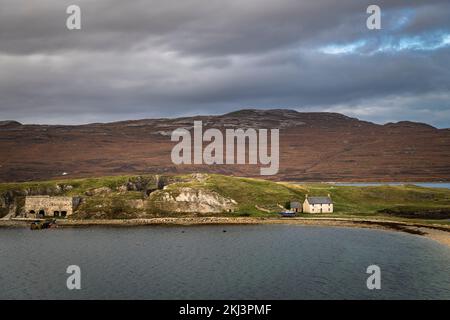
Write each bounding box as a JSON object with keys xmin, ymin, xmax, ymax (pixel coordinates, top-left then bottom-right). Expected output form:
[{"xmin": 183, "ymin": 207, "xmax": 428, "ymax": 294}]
[{"xmin": 1, "ymin": 173, "xmax": 450, "ymax": 221}]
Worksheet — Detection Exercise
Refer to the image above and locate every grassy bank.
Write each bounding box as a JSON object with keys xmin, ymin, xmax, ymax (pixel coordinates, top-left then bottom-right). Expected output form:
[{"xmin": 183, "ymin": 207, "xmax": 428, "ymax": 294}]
[{"xmin": 1, "ymin": 173, "xmax": 449, "ymax": 223}]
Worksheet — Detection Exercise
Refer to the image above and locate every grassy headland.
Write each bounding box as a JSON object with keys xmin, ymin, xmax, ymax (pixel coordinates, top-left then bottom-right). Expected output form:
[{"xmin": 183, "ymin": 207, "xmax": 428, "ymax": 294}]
[{"xmin": 0, "ymin": 173, "xmax": 449, "ymax": 225}]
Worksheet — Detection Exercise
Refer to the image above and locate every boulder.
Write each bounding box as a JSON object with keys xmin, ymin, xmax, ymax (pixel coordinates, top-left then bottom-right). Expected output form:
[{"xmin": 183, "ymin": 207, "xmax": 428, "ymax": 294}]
[{"xmin": 85, "ymin": 187, "xmax": 112, "ymax": 196}]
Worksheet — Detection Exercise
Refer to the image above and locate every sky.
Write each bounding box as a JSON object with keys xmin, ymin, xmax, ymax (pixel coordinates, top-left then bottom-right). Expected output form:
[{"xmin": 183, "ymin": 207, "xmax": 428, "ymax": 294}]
[{"xmin": 0, "ymin": 0, "xmax": 449, "ymax": 127}]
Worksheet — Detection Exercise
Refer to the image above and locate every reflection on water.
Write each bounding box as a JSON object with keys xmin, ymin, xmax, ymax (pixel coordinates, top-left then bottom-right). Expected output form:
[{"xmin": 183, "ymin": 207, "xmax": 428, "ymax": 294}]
[{"xmin": 0, "ymin": 225, "xmax": 449, "ymax": 299}]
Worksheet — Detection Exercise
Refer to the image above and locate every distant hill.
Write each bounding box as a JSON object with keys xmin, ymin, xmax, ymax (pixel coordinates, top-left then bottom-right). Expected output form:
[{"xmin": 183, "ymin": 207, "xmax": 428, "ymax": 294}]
[{"xmin": 0, "ymin": 109, "xmax": 449, "ymax": 182}]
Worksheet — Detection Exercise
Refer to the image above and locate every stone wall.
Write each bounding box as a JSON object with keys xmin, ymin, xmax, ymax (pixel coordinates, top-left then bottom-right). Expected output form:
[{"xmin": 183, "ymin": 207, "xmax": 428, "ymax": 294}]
[{"xmin": 24, "ymin": 196, "xmax": 73, "ymax": 218}]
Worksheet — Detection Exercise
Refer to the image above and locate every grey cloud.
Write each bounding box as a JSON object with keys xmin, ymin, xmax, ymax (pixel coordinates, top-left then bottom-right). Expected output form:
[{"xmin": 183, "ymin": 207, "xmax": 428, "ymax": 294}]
[
  {"xmin": 2, "ymin": 0, "xmax": 448, "ymax": 56},
  {"xmin": 0, "ymin": 0, "xmax": 449, "ymax": 127}
]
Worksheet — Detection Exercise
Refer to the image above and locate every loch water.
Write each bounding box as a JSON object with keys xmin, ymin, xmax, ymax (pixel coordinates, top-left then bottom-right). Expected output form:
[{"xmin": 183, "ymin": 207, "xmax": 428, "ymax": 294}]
[{"xmin": 1, "ymin": 225, "xmax": 449, "ymax": 299}]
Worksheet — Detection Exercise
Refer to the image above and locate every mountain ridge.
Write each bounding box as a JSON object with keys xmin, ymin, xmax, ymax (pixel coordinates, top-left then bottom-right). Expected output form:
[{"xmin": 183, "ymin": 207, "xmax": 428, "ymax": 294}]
[
  {"xmin": 0, "ymin": 109, "xmax": 448, "ymax": 182},
  {"xmin": 2, "ymin": 109, "xmax": 442, "ymax": 129}
]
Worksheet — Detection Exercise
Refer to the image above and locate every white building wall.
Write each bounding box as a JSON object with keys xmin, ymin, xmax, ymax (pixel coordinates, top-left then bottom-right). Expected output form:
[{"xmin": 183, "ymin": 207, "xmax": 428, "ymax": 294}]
[{"xmin": 302, "ymin": 199, "xmax": 334, "ymax": 213}]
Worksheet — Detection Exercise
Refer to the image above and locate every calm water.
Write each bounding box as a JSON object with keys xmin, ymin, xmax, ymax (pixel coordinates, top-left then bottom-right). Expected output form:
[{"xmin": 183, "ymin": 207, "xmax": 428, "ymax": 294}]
[
  {"xmin": 0, "ymin": 225, "xmax": 449, "ymax": 299},
  {"xmin": 332, "ymin": 182, "xmax": 450, "ymax": 189}
]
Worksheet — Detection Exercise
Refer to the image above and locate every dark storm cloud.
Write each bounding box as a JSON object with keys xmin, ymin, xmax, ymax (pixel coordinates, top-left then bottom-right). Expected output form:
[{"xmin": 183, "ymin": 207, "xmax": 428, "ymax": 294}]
[{"xmin": 0, "ymin": 0, "xmax": 449, "ymax": 126}]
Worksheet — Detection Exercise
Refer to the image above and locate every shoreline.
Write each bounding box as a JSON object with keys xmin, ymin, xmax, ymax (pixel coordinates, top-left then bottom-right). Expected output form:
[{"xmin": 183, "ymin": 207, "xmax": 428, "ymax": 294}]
[{"xmin": 2, "ymin": 216, "xmax": 449, "ymax": 248}]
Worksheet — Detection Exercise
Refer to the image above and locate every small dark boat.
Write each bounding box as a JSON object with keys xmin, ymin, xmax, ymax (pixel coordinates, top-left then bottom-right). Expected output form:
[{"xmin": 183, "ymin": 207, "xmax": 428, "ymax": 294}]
[
  {"xmin": 30, "ymin": 219, "xmax": 57, "ymax": 230},
  {"xmin": 279, "ymin": 211, "xmax": 296, "ymax": 217}
]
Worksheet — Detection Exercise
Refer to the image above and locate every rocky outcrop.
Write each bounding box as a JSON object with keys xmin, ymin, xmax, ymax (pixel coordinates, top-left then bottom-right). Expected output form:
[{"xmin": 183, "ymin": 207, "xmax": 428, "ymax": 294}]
[
  {"xmin": 150, "ymin": 187, "xmax": 237, "ymax": 213},
  {"xmin": 116, "ymin": 175, "xmax": 167, "ymax": 196},
  {"xmin": 85, "ymin": 187, "xmax": 112, "ymax": 196}
]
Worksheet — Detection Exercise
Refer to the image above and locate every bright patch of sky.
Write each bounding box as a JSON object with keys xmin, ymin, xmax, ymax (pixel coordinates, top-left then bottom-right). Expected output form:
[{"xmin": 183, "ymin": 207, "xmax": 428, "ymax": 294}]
[
  {"xmin": 319, "ymin": 8, "xmax": 449, "ymax": 56},
  {"xmin": 319, "ymin": 32, "xmax": 450, "ymax": 55},
  {"xmin": 386, "ymin": 8, "xmax": 415, "ymax": 31},
  {"xmin": 319, "ymin": 40, "xmax": 367, "ymax": 55}
]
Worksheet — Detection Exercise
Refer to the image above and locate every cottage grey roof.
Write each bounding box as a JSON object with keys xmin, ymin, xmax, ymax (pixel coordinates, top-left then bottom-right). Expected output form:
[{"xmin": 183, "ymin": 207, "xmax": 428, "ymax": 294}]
[
  {"xmin": 306, "ymin": 196, "xmax": 333, "ymax": 204},
  {"xmin": 290, "ymin": 201, "xmax": 300, "ymax": 208}
]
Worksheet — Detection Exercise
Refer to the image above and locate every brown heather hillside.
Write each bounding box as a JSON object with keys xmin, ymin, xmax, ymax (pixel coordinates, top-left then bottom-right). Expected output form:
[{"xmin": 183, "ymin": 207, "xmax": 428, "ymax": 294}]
[{"xmin": 0, "ymin": 109, "xmax": 449, "ymax": 182}]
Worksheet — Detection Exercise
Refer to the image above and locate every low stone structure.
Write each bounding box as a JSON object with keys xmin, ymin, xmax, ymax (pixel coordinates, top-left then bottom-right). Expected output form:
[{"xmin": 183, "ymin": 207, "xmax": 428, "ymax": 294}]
[
  {"xmin": 24, "ymin": 196, "xmax": 74, "ymax": 218},
  {"xmin": 290, "ymin": 201, "xmax": 302, "ymax": 213}
]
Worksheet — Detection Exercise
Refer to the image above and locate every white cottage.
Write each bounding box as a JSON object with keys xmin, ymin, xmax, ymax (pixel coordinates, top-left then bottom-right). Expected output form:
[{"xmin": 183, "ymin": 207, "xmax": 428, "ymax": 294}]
[{"xmin": 303, "ymin": 194, "xmax": 333, "ymax": 213}]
